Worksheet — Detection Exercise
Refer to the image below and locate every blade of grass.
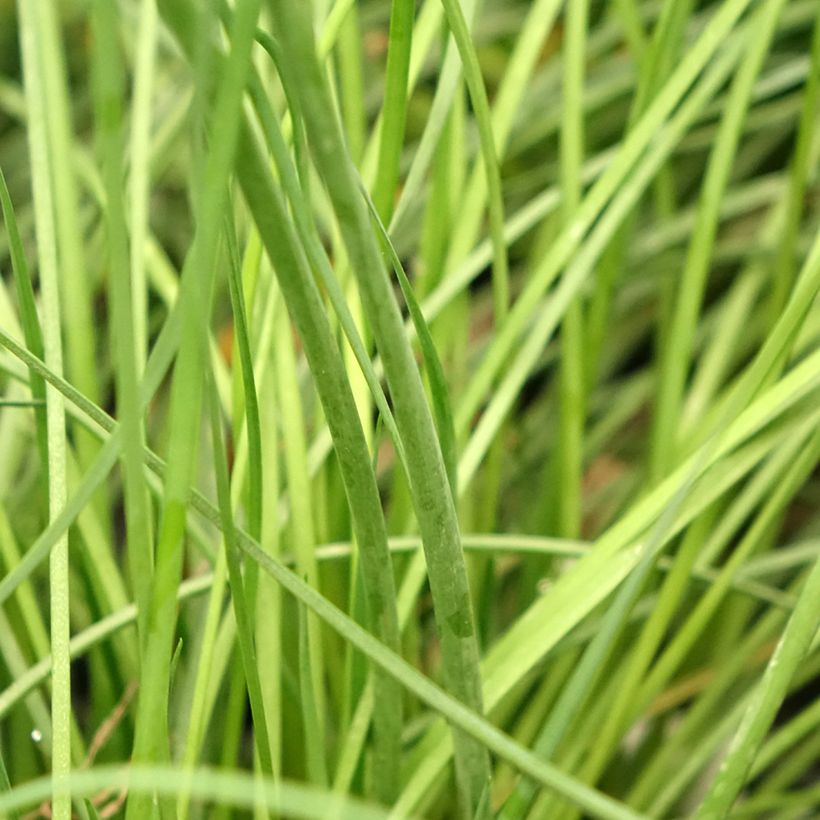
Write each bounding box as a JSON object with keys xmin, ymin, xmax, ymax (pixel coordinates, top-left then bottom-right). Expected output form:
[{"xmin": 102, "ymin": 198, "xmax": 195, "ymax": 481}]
[
  {"xmin": 748, "ymin": 681, "xmax": 820, "ymax": 783},
  {"xmin": 91, "ymin": 0, "xmax": 154, "ymax": 651},
  {"xmin": 0, "ymin": 607, "xmax": 55, "ymax": 758},
  {"xmin": 273, "ymin": 301, "xmax": 327, "ymax": 757},
  {"xmin": 371, "ymin": 0, "xmax": 414, "ymax": 222},
  {"xmin": 335, "ymin": 2, "xmax": 366, "ymax": 163},
  {"xmin": 394, "ymin": 416, "xmax": 804, "ymax": 813},
  {"xmin": 638, "ymin": 425, "xmax": 820, "ymax": 736},
  {"xmin": 220, "ymin": 14, "xmax": 406, "ymax": 794},
  {"xmin": 298, "ymin": 601, "xmax": 329, "ymax": 787},
  {"xmin": 223, "ymin": 212, "xmax": 263, "ymax": 566},
  {"xmin": 266, "ymin": 3, "xmax": 491, "ymax": 813},
  {"xmin": 127, "ymin": 1, "xmax": 261, "ymax": 815},
  {"xmin": 255, "ymin": 366, "xmax": 283, "ymax": 778},
  {"xmin": 500, "ymin": 528, "xmax": 658, "ymax": 818},
  {"xmin": 437, "ymin": 0, "xmax": 508, "ymax": 322},
  {"xmin": 695, "ymin": 553, "xmax": 820, "ymax": 817},
  {"xmin": 8, "ymin": 4, "xmax": 820, "ymax": 805},
  {"xmin": 127, "ymin": 0, "xmax": 159, "ymax": 373},
  {"xmin": 0, "ymin": 168, "xmax": 47, "ymax": 481},
  {"xmin": 16, "ymin": 1, "xmax": 72, "ymax": 813},
  {"xmin": 555, "ymin": 0, "xmax": 588, "ymax": 539},
  {"xmin": 194, "ymin": 18, "xmax": 408, "ymax": 808},
  {"xmin": 0, "ymin": 428, "xmax": 119, "ymax": 610},
  {"xmin": 0, "ymin": 505, "xmax": 51, "ymax": 669},
  {"xmin": 243, "ymin": 41, "xmax": 406, "ymax": 472},
  {"xmin": 387, "ymin": 0, "xmax": 476, "ymax": 237},
  {"xmin": 442, "ymin": 0, "xmax": 563, "ymax": 270},
  {"xmin": 10, "ymin": 301, "xmax": 820, "ymax": 616},
  {"xmin": 362, "ymin": 187, "xmax": 458, "ymax": 495},
  {"xmin": 23, "ymin": 0, "xmax": 103, "ymax": 535},
  {"xmin": 175, "ymin": 550, "xmax": 229, "ymax": 819},
  {"xmin": 13, "ymin": 12, "xmax": 411, "ymax": 783},
  {"xmin": 1, "ymin": 510, "xmax": 803, "ymax": 729},
  {"xmin": 0, "ymin": 766, "xmax": 389, "ymax": 820},
  {"xmin": 206, "ymin": 373, "xmax": 273, "ymax": 775}
]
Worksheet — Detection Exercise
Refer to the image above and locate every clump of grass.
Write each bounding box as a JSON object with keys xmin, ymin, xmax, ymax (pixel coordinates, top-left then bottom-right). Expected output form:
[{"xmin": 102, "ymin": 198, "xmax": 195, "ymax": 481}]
[{"xmin": 1, "ymin": 1, "xmax": 820, "ymax": 818}]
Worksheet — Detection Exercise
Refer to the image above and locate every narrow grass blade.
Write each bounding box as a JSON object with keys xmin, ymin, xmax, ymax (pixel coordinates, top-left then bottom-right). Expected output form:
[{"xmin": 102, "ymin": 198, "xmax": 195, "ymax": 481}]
[
  {"xmin": 175, "ymin": 551, "xmax": 229, "ymax": 819},
  {"xmin": 127, "ymin": 2, "xmax": 261, "ymax": 815},
  {"xmin": 127, "ymin": 0, "xmax": 159, "ymax": 373},
  {"xmin": 91, "ymin": 0, "xmax": 154, "ymax": 649},
  {"xmin": 273, "ymin": 305, "xmax": 327, "ymax": 751},
  {"xmin": 0, "ymin": 766, "xmax": 389, "ymax": 820},
  {"xmin": 371, "ymin": 0, "xmax": 414, "ymax": 222},
  {"xmin": 298, "ymin": 601, "xmax": 329, "ymax": 787},
  {"xmin": 555, "ymin": 0, "xmax": 588, "ymax": 539},
  {"xmin": 695, "ymin": 553, "xmax": 820, "ymax": 818},
  {"xmin": 22, "ymin": 0, "xmax": 102, "ymax": 508},
  {"xmin": 442, "ymin": 0, "xmax": 563, "ymax": 270},
  {"xmin": 243, "ymin": 52, "xmax": 406, "ymax": 473},
  {"xmin": 362, "ymin": 187, "xmax": 458, "ymax": 495},
  {"xmin": 16, "ymin": 1, "xmax": 72, "ymax": 812},
  {"xmin": 437, "ymin": 0, "xmax": 508, "ymax": 321},
  {"xmin": 0, "ymin": 167, "xmax": 47, "ymax": 478},
  {"xmin": 223, "ymin": 214, "xmax": 262, "ymax": 543},
  {"xmin": 266, "ymin": 4, "xmax": 490, "ymax": 811},
  {"xmin": 206, "ymin": 374, "xmax": 273, "ymax": 775}
]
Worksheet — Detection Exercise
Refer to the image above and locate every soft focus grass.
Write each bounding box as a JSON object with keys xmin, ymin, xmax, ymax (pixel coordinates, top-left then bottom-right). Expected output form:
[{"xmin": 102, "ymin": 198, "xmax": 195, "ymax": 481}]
[{"xmin": 1, "ymin": 0, "xmax": 820, "ymax": 818}]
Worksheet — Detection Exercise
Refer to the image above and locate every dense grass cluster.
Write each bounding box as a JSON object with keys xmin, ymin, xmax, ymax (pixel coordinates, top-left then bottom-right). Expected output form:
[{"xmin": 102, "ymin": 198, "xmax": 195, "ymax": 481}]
[{"xmin": 1, "ymin": 0, "xmax": 820, "ymax": 817}]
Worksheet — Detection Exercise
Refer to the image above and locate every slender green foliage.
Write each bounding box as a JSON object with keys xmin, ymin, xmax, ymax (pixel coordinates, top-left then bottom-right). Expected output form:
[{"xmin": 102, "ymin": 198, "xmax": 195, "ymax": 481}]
[
  {"xmin": 16, "ymin": 1, "xmax": 72, "ymax": 813},
  {"xmin": 127, "ymin": 2, "xmax": 261, "ymax": 815},
  {"xmin": 91, "ymin": 0, "xmax": 154, "ymax": 651},
  {"xmin": 3, "ymin": 2, "xmax": 820, "ymax": 818}
]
